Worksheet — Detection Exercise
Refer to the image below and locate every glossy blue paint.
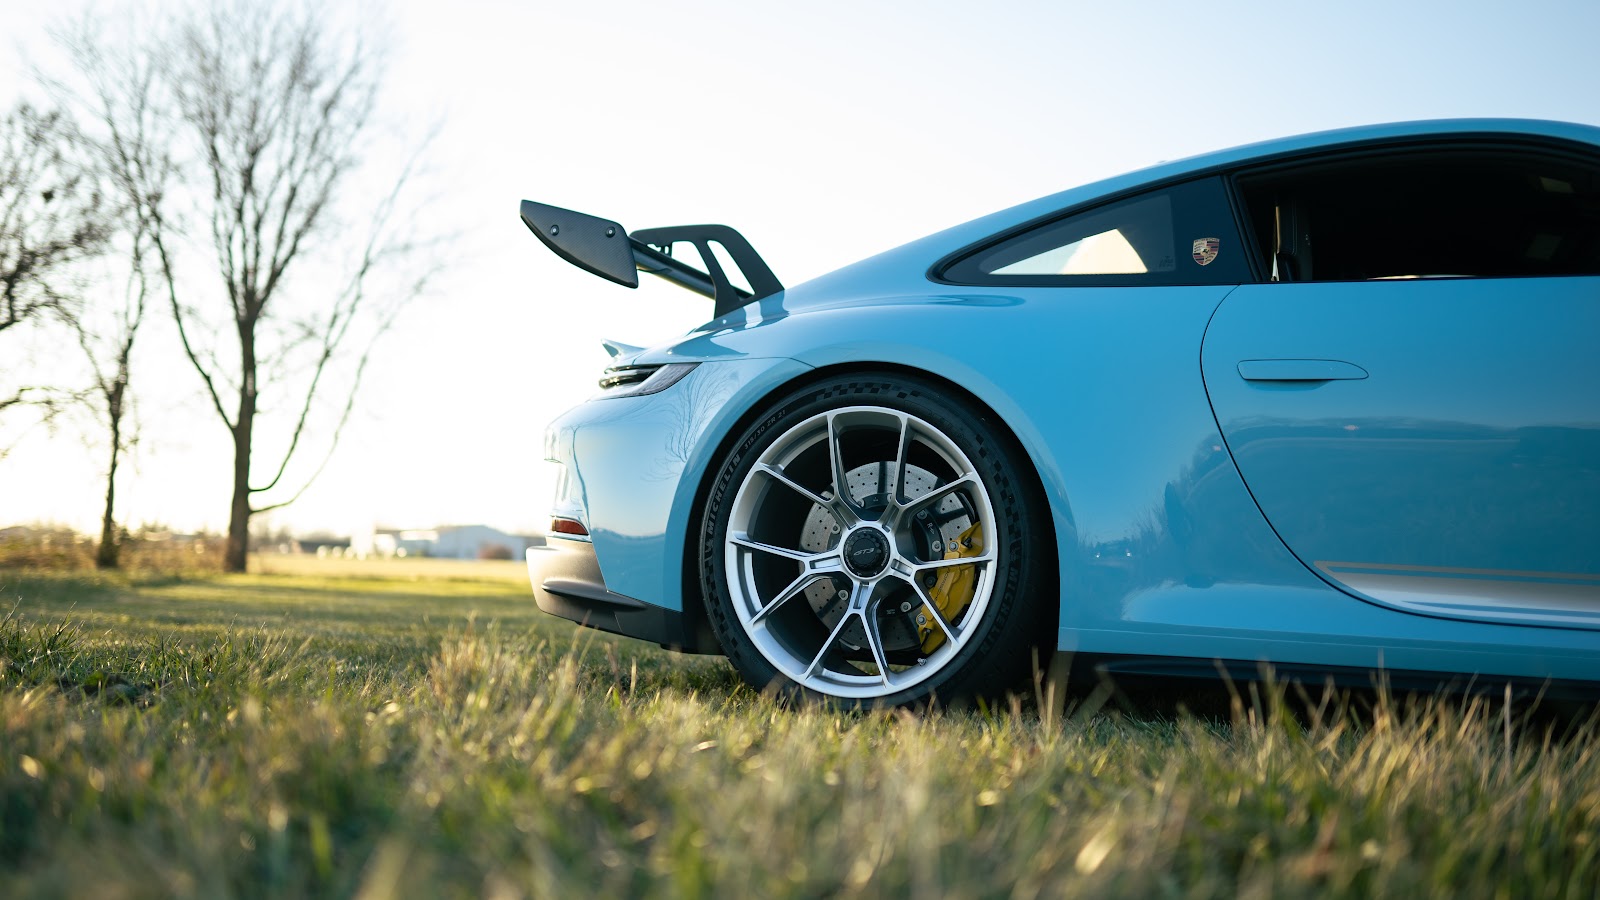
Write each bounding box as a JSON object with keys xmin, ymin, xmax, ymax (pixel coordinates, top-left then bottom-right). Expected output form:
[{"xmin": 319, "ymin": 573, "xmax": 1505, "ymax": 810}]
[
  {"xmin": 545, "ymin": 357, "xmax": 814, "ymax": 609},
  {"xmin": 1203, "ymin": 277, "xmax": 1600, "ymax": 630},
  {"xmin": 531, "ymin": 119, "xmax": 1600, "ymax": 686}
]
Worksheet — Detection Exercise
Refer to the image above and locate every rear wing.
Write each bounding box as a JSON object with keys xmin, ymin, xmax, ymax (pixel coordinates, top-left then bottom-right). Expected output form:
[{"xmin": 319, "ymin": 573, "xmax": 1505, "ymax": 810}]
[{"xmin": 520, "ymin": 200, "xmax": 783, "ymax": 318}]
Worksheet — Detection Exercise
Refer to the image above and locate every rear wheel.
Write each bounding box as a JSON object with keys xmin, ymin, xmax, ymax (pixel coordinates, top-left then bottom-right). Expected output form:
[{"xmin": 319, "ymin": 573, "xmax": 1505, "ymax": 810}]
[{"xmin": 700, "ymin": 374, "xmax": 1050, "ymax": 706}]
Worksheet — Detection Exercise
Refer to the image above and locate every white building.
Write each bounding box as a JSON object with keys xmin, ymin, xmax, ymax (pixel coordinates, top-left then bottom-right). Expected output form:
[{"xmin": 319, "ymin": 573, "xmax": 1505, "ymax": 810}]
[{"xmin": 364, "ymin": 524, "xmax": 545, "ymax": 560}]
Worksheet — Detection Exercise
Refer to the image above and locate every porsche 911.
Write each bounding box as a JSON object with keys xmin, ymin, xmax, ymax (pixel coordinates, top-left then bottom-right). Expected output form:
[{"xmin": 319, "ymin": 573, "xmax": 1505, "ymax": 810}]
[{"xmin": 519, "ymin": 119, "xmax": 1600, "ymax": 705}]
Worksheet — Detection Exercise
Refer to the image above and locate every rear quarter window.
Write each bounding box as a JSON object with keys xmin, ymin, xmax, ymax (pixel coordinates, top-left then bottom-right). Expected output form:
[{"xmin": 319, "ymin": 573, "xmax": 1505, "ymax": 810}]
[{"xmin": 939, "ymin": 176, "xmax": 1250, "ymax": 286}]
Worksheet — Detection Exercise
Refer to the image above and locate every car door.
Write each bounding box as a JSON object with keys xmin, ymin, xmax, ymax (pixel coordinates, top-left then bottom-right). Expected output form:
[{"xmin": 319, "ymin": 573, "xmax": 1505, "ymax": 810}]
[{"xmin": 1201, "ymin": 143, "xmax": 1600, "ymax": 629}]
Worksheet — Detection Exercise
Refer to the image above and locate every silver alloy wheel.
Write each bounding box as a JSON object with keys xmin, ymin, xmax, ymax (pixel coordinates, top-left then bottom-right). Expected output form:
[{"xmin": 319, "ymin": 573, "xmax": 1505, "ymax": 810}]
[{"xmin": 723, "ymin": 405, "xmax": 999, "ymax": 700}]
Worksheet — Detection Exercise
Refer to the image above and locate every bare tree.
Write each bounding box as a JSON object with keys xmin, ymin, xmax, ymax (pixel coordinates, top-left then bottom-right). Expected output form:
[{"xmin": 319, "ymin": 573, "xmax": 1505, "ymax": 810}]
[
  {"xmin": 0, "ymin": 103, "xmax": 109, "ymax": 449},
  {"xmin": 59, "ymin": 37, "xmax": 170, "ymax": 569},
  {"xmin": 72, "ymin": 223, "xmax": 154, "ymax": 569},
  {"xmin": 76, "ymin": 289, "xmax": 145, "ymax": 569},
  {"xmin": 59, "ymin": 1, "xmax": 435, "ymax": 571}
]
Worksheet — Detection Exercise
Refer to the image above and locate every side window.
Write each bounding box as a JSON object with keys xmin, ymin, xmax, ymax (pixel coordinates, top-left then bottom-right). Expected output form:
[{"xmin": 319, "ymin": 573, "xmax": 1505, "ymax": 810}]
[
  {"xmin": 941, "ymin": 176, "xmax": 1249, "ymax": 286},
  {"xmin": 990, "ymin": 194, "xmax": 1174, "ymax": 276},
  {"xmin": 1239, "ymin": 148, "xmax": 1600, "ymax": 282}
]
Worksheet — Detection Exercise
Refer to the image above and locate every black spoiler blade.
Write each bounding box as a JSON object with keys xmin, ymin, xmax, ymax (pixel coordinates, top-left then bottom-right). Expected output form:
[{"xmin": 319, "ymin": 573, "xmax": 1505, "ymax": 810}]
[
  {"xmin": 520, "ymin": 199, "xmax": 783, "ymax": 318},
  {"xmin": 520, "ymin": 200, "xmax": 639, "ymax": 288}
]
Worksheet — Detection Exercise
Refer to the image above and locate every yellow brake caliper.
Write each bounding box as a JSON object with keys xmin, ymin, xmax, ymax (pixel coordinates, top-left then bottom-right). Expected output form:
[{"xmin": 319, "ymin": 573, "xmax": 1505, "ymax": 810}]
[{"xmin": 914, "ymin": 522, "xmax": 982, "ymax": 653}]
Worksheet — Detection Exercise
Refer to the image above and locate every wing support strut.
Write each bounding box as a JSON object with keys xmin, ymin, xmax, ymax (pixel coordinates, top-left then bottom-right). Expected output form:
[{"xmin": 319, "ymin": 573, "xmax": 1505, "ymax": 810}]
[{"xmin": 520, "ymin": 200, "xmax": 783, "ymax": 318}]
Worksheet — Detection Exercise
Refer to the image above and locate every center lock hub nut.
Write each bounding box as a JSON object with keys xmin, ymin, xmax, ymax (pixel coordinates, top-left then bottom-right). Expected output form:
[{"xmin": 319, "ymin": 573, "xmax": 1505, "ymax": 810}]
[{"xmin": 842, "ymin": 528, "xmax": 890, "ymax": 578}]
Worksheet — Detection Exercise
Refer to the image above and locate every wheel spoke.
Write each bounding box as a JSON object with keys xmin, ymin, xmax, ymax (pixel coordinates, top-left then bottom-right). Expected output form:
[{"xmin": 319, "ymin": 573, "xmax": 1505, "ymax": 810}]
[
  {"xmin": 825, "ymin": 413, "xmax": 863, "ymax": 526},
  {"xmin": 730, "ymin": 533, "xmax": 811, "ymax": 562},
  {"xmin": 732, "ymin": 533, "xmax": 847, "ymax": 575},
  {"xmin": 912, "ymin": 553, "xmax": 995, "ymax": 574},
  {"xmin": 900, "ymin": 575, "xmax": 960, "ymax": 645},
  {"xmin": 890, "ymin": 414, "xmax": 912, "ymax": 505},
  {"xmin": 755, "ymin": 462, "xmax": 830, "ymax": 508},
  {"xmin": 901, "ymin": 473, "xmax": 982, "ymax": 515},
  {"xmin": 862, "ymin": 604, "xmax": 893, "ymax": 686},
  {"xmin": 807, "ymin": 550, "xmax": 845, "ymax": 572},
  {"xmin": 751, "ymin": 572, "xmax": 832, "ymax": 625},
  {"xmin": 802, "ymin": 605, "xmax": 859, "ymax": 681}
]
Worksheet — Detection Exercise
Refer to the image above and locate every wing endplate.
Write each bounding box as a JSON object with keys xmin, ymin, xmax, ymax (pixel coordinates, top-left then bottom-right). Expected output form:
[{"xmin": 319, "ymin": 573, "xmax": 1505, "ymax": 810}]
[{"xmin": 520, "ymin": 200, "xmax": 639, "ymax": 288}]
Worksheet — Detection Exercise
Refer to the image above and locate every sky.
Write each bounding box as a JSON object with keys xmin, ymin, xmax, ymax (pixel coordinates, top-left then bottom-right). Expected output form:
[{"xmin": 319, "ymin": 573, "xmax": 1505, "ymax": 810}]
[{"xmin": 2, "ymin": 0, "xmax": 1598, "ymax": 539}]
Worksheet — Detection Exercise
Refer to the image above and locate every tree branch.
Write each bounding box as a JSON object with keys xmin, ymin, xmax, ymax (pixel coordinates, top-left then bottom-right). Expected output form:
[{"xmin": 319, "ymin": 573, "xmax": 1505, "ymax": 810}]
[{"xmin": 151, "ymin": 222, "xmax": 232, "ymax": 429}]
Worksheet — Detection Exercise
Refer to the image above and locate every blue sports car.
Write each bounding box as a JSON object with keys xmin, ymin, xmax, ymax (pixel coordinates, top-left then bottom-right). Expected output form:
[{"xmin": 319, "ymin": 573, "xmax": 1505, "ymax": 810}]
[{"xmin": 520, "ymin": 119, "xmax": 1600, "ymax": 705}]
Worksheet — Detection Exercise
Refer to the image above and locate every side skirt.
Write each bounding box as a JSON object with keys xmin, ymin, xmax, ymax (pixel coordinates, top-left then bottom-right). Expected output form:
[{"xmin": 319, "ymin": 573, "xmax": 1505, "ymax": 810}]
[{"xmin": 1070, "ymin": 654, "xmax": 1600, "ymax": 703}]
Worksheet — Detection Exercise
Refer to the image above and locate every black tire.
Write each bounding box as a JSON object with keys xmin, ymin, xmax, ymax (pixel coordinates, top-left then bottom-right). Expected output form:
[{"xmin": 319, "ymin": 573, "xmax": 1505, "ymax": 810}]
[{"xmin": 699, "ymin": 373, "xmax": 1051, "ymax": 707}]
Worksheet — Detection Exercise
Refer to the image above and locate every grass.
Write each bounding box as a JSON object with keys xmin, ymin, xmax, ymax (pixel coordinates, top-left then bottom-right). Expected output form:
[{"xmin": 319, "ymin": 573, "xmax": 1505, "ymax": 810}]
[{"xmin": 1, "ymin": 559, "xmax": 1597, "ymax": 898}]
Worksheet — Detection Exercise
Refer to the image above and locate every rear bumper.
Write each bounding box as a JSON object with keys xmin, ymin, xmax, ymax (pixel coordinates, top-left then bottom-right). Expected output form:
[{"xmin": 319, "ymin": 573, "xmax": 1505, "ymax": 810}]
[{"xmin": 527, "ymin": 538, "xmax": 719, "ymax": 654}]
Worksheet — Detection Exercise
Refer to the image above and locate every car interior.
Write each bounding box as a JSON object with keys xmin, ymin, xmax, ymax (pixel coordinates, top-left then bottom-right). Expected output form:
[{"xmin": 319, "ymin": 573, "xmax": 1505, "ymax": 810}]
[{"xmin": 1241, "ymin": 148, "xmax": 1600, "ymax": 282}]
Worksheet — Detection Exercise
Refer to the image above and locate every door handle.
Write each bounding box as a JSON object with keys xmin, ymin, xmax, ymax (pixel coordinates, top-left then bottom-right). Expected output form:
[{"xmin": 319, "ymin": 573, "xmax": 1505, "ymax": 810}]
[{"xmin": 1237, "ymin": 359, "xmax": 1369, "ymax": 382}]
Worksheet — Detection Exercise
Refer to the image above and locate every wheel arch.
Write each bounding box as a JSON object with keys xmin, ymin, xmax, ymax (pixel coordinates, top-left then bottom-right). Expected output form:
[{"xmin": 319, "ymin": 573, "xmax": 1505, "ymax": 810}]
[{"xmin": 678, "ymin": 361, "xmax": 1062, "ymax": 656}]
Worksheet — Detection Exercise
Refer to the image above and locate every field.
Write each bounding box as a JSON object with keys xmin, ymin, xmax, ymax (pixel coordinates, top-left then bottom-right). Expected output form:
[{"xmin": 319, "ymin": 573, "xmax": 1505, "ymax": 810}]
[{"xmin": 2, "ymin": 557, "xmax": 1598, "ymax": 898}]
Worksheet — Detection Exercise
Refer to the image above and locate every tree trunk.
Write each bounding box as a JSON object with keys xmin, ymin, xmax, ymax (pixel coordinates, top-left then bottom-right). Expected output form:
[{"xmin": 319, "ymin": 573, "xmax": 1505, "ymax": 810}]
[
  {"xmin": 223, "ymin": 347, "xmax": 256, "ymax": 573},
  {"xmin": 94, "ymin": 380, "xmax": 126, "ymax": 569},
  {"xmin": 224, "ymin": 416, "xmax": 252, "ymax": 571},
  {"xmin": 94, "ymin": 445, "xmax": 121, "ymax": 568}
]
